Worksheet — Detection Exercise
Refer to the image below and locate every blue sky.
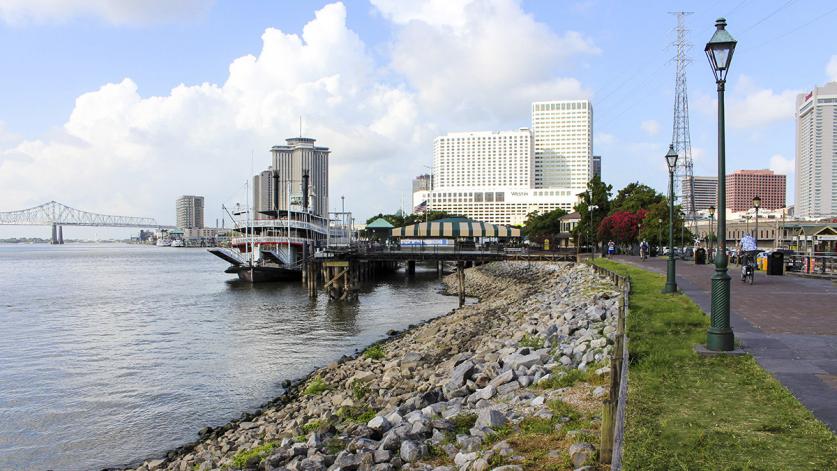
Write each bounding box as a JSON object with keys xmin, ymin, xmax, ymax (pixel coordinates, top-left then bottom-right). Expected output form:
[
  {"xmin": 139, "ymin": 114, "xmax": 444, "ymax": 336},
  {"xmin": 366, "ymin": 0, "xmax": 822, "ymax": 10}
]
[{"xmin": 1, "ymin": 0, "xmax": 835, "ymax": 238}]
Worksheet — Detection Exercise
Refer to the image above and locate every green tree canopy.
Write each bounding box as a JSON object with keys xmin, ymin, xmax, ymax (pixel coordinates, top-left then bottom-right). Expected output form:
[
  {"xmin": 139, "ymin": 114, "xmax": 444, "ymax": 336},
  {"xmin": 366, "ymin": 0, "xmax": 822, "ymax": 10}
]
[
  {"xmin": 572, "ymin": 175, "xmax": 613, "ymax": 246},
  {"xmin": 637, "ymin": 199, "xmax": 693, "ymax": 247},
  {"xmin": 610, "ymin": 182, "xmax": 664, "ymax": 214},
  {"xmin": 522, "ymin": 208, "xmax": 568, "ymax": 243}
]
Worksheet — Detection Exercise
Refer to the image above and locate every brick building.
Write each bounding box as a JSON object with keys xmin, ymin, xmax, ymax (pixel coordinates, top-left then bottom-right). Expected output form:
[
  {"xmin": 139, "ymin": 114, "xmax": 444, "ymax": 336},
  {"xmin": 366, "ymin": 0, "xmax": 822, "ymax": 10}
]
[{"xmin": 726, "ymin": 169, "xmax": 786, "ymax": 212}]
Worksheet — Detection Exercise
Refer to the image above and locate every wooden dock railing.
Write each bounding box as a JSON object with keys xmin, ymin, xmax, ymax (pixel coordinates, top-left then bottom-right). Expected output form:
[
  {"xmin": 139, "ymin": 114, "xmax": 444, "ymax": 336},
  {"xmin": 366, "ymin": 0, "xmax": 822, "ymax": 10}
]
[{"xmin": 588, "ymin": 262, "xmax": 630, "ymax": 470}]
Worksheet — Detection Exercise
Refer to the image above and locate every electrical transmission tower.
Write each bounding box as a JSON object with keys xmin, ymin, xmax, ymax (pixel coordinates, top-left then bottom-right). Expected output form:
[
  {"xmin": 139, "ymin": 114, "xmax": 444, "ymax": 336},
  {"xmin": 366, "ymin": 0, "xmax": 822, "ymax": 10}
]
[{"xmin": 669, "ymin": 11, "xmax": 697, "ymax": 237}]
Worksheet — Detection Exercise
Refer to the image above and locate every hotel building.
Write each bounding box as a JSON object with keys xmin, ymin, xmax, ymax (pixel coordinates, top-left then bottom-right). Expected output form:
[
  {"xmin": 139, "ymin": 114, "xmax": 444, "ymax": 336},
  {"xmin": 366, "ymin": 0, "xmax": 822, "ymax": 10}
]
[
  {"xmin": 428, "ymin": 126, "xmax": 578, "ymax": 225},
  {"xmin": 795, "ymin": 81, "xmax": 837, "ymax": 219},
  {"xmin": 726, "ymin": 169, "xmax": 786, "ymax": 212}
]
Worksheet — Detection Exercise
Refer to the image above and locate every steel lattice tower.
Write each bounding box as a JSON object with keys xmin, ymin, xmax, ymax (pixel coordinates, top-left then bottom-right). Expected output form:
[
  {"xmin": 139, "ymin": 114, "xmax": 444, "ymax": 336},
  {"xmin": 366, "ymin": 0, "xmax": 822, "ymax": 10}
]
[{"xmin": 670, "ymin": 11, "xmax": 697, "ymax": 236}]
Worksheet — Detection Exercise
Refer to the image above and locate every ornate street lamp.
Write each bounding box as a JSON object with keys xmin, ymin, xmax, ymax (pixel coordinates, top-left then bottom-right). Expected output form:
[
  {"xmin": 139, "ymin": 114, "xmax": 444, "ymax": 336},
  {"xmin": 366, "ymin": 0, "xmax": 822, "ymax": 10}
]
[
  {"xmin": 658, "ymin": 218, "xmax": 663, "ymax": 254},
  {"xmin": 705, "ymin": 17, "xmax": 737, "ymax": 351},
  {"xmin": 590, "ymin": 203, "xmax": 598, "ymax": 259},
  {"xmin": 753, "ymin": 195, "xmax": 761, "ymax": 248},
  {"xmin": 708, "ymin": 205, "xmax": 716, "ymax": 258},
  {"xmin": 663, "ymin": 145, "xmax": 679, "ymax": 293}
]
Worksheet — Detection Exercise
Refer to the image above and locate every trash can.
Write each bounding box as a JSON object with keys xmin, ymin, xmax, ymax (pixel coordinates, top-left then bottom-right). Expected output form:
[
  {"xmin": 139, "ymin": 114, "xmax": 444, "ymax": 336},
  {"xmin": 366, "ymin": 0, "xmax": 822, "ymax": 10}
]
[
  {"xmin": 767, "ymin": 252, "xmax": 784, "ymax": 275},
  {"xmin": 695, "ymin": 248, "xmax": 706, "ymax": 265}
]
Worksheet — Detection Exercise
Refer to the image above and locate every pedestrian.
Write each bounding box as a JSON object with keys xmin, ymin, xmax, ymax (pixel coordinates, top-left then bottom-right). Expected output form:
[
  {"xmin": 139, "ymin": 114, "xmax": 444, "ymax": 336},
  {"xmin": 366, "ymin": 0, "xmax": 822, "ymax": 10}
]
[{"xmin": 607, "ymin": 240, "xmax": 616, "ymax": 258}]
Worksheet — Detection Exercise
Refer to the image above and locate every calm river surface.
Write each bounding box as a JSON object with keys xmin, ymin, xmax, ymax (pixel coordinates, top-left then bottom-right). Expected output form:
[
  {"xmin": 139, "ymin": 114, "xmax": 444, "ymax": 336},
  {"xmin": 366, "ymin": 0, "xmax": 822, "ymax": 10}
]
[{"xmin": 0, "ymin": 244, "xmax": 460, "ymax": 470}]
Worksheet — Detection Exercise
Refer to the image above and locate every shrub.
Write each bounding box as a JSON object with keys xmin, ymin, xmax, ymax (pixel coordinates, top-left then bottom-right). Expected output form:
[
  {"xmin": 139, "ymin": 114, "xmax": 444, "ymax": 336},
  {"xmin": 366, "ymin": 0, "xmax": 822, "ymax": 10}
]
[
  {"xmin": 230, "ymin": 442, "xmax": 275, "ymax": 469},
  {"xmin": 518, "ymin": 334, "xmax": 545, "ymax": 349},
  {"xmin": 303, "ymin": 377, "xmax": 330, "ymax": 396},
  {"xmin": 363, "ymin": 344, "xmax": 385, "ymax": 360}
]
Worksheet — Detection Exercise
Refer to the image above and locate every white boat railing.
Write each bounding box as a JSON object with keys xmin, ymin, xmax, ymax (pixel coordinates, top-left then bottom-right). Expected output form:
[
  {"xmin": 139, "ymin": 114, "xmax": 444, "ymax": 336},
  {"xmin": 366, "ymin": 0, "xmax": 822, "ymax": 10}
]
[
  {"xmin": 238, "ymin": 219, "xmax": 327, "ymax": 234},
  {"xmin": 230, "ymin": 236, "xmax": 315, "ymax": 246}
]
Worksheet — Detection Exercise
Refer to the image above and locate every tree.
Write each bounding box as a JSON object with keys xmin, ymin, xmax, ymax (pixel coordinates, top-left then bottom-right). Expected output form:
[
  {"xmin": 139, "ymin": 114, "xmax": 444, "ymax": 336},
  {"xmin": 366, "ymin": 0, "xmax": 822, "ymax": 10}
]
[
  {"xmin": 572, "ymin": 175, "xmax": 612, "ymax": 247},
  {"xmin": 637, "ymin": 199, "xmax": 693, "ymax": 247},
  {"xmin": 598, "ymin": 209, "xmax": 648, "ymax": 244},
  {"xmin": 523, "ymin": 208, "xmax": 568, "ymax": 243},
  {"xmin": 609, "ymin": 182, "xmax": 664, "ymax": 214}
]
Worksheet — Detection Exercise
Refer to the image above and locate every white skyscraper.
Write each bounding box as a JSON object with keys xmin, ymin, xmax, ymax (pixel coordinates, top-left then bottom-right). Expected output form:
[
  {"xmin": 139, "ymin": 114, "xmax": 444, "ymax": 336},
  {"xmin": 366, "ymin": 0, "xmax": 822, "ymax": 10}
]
[
  {"xmin": 429, "ymin": 128, "xmax": 576, "ymax": 225},
  {"xmin": 795, "ymin": 82, "xmax": 837, "ymax": 219},
  {"xmin": 433, "ymin": 129, "xmax": 534, "ymax": 190},
  {"xmin": 531, "ymin": 100, "xmax": 593, "ymax": 190}
]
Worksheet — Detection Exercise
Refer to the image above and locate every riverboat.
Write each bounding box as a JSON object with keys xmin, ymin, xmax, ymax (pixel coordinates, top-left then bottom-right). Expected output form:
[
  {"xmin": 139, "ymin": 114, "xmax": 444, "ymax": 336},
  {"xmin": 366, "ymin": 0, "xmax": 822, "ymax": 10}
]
[{"xmin": 209, "ymin": 173, "xmax": 330, "ymax": 283}]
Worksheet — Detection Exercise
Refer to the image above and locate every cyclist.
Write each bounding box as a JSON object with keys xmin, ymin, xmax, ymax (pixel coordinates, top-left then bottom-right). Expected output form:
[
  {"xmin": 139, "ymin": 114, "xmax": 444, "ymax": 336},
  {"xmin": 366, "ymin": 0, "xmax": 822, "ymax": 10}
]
[
  {"xmin": 639, "ymin": 239, "xmax": 649, "ymax": 260},
  {"xmin": 738, "ymin": 233, "xmax": 759, "ymax": 282}
]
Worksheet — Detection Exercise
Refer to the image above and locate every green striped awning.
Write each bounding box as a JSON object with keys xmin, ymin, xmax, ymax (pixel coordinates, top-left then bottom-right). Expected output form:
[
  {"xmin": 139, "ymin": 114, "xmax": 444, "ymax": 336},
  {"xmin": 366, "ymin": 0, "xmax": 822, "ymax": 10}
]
[{"xmin": 391, "ymin": 221, "xmax": 521, "ymax": 238}]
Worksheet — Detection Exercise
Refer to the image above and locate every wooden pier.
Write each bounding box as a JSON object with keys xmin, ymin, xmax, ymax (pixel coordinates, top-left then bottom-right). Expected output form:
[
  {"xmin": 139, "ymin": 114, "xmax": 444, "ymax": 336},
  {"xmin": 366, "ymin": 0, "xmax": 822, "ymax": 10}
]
[{"xmin": 302, "ymin": 248, "xmax": 576, "ymax": 305}]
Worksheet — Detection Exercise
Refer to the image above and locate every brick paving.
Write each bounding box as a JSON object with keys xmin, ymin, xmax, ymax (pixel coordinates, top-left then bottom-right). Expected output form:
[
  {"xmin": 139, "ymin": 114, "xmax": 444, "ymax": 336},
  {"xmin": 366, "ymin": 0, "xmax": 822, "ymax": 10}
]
[{"xmin": 613, "ymin": 255, "xmax": 837, "ymax": 432}]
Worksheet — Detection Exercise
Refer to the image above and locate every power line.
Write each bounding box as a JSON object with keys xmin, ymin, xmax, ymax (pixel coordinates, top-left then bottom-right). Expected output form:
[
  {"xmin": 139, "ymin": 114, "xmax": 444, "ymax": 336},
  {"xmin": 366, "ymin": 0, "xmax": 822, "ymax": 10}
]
[
  {"xmin": 747, "ymin": 3, "xmax": 837, "ymax": 51},
  {"xmin": 739, "ymin": 0, "xmax": 798, "ymax": 34}
]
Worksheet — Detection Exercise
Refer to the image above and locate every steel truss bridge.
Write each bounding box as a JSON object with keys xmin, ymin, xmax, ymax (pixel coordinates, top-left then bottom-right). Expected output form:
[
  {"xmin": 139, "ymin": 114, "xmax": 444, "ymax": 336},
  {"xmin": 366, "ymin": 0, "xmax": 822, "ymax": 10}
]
[{"xmin": 0, "ymin": 201, "xmax": 168, "ymax": 243}]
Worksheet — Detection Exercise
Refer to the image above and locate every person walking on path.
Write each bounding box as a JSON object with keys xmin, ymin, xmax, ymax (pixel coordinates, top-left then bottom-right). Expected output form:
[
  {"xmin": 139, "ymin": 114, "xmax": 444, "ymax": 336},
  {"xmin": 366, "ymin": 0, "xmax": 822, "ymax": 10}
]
[{"xmin": 607, "ymin": 240, "xmax": 616, "ymax": 258}]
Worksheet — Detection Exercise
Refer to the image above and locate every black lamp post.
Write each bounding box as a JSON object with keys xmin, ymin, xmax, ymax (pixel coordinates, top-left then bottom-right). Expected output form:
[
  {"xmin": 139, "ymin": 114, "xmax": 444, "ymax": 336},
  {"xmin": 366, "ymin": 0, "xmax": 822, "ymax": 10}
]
[
  {"xmin": 705, "ymin": 17, "xmax": 737, "ymax": 351},
  {"xmin": 590, "ymin": 203, "xmax": 598, "ymax": 258},
  {"xmin": 708, "ymin": 205, "xmax": 716, "ymax": 258},
  {"xmin": 753, "ymin": 195, "xmax": 761, "ymax": 249},
  {"xmin": 664, "ymin": 145, "xmax": 679, "ymax": 293},
  {"xmin": 658, "ymin": 218, "xmax": 662, "ymax": 254}
]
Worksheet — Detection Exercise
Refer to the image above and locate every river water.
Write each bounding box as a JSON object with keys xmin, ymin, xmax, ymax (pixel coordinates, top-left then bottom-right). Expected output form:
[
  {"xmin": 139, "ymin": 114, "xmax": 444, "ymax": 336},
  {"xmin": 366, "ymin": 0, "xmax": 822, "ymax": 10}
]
[{"xmin": 0, "ymin": 244, "xmax": 460, "ymax": 470}]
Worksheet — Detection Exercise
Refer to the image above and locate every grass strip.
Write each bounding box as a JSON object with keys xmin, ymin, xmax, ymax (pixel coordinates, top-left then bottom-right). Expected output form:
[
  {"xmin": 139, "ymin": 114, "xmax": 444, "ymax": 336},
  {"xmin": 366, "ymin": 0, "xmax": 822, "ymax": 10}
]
[{"xmin": 593, "ymin": 258, "xmax": 837, "ymax": 471}]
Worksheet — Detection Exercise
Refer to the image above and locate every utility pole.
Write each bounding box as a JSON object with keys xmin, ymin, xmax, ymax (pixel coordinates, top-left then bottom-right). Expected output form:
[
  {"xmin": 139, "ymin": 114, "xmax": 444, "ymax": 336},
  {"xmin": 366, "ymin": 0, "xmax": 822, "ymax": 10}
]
[{"xmin": 670, "ymin": 11, "xmax": 698, "ymax": 237}]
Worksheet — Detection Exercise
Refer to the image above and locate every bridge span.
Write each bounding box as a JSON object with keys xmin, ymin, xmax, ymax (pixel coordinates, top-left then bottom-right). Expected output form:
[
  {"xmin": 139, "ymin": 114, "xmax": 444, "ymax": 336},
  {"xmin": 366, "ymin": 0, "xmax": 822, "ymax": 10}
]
[{"xmin": 0, "ymin": 201, "xmax": 171, "ymax": 243}]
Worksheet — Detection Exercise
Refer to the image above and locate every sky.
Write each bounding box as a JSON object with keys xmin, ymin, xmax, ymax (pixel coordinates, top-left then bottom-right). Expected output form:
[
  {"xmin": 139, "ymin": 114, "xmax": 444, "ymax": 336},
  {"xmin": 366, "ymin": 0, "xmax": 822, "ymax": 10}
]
[{"xmin": 1, "ymin": 0, "xmax": 836, "ymax": 239}]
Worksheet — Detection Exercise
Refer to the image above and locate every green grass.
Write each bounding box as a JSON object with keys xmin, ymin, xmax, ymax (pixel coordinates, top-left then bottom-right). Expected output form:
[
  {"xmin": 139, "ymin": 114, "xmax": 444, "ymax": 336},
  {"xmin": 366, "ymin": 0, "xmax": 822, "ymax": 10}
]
[
  {"xmin": 302, "ymin": 376, "xmax": 330, "ymax": 396},
  {"xmin": 593, "ymin": 258, "xmax": 837, "ymax": 471},
  {"xmin": 363, "ymin": 344, "xmax": 386, "ymax": 360},
  {"xmin": 229, "ymin": 442, "xmax": 275, "ymax": 469}
]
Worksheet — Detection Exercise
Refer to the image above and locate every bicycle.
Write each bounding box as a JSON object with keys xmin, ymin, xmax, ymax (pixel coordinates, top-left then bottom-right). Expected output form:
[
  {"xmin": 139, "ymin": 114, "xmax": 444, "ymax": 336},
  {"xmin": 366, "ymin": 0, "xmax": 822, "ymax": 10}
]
[{"xmin": 740, "ymin": 250, "xmax": 759, "ymax": 284}]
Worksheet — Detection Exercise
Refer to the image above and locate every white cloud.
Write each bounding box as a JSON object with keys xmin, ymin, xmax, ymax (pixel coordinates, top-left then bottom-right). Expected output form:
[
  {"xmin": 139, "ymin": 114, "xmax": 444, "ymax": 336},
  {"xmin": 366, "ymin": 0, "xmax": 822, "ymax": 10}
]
[
  {"xmin": 0, "ymin": 0, "xmax": 598, "ymax": 222},
  {"xmin": 0, "ymin": 0, "xmax": 212, "ymax": 25},
  {"xmin": 769, "ymin": 153, "xmax": 794, "ymax": 175},
  {"xmin": 374, "ymin": 0, "xmax": 598, "ymax": 124},
  {"xmin": 726, "ymin": 75, "xmax": 799, "ymax": 129},
  {"xmin": 640, "ymin": 119, "xmax": 660, "ymax": 136},
  {"xmin": 827, "ymin": 55, "xmax": 837, "ymax": 82},
  {"xmin": 0, "ymin": 2, "xmax": 422, "ymax": 220}
]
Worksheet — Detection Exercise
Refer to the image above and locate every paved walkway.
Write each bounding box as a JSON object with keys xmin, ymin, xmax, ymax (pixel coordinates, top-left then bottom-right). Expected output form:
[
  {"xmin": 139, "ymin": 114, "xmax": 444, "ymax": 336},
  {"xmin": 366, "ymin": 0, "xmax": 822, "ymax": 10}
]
[{"xmin": 613, "ymin": 255, "xmax": 837, "ymax": 432}]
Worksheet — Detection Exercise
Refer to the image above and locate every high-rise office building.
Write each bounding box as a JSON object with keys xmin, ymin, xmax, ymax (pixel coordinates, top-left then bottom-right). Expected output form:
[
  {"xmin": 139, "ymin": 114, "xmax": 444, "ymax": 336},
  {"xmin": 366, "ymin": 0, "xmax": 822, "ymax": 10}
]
[
  {"xmin": 429, "ymin": 128, "xmax": 576, "ymax": 225},
  {"xmin": 176, "ymin": 195, "xmax": 204, "ymax": 229},
  {"xmin": 251, "ymin": 168, "xmax": 276, "ymax": 214},
  {"xmin": 795, "ymin": 81, "xmax": 837, "ymax": 219},
  {"xmin": 592, "ymin": 155, "xmax": 601, "ymax": 179},
  {"xmin": 412, "ymin": 174, "xmax": 431, "ymax": 210},
  {"xmin": 726, "ymin": 169, "xmax": 786, "ymax": 212},
  {"xmin": 255, "ymin": 137, "xmax": 329, "ymax": 218},
  {"xmin": 682, "ymin": 176, "xmax": 717, "ymax": 211},
  {"xmin": 531, "ymin": 100, "xmax": 593, "ymax": 190}
]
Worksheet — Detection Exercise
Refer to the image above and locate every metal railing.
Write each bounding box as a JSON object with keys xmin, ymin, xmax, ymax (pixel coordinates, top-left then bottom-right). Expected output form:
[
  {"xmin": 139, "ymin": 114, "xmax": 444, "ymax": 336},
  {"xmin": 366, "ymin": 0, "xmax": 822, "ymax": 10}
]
[
  {"xmin": 787, "ymin": 253, "xmax": 837, "ymax": 277},
  {"xmin": 588, "ymin": 262, "xmax": 630, "ymax": 470}
]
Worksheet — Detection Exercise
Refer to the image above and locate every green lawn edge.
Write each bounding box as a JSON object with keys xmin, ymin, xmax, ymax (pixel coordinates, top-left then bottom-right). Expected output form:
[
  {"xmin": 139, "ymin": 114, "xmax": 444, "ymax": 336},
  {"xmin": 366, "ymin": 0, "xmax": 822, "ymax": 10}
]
[{"xmin": 592, "ymin": 258, "xmax": 837, "ymax": 471}]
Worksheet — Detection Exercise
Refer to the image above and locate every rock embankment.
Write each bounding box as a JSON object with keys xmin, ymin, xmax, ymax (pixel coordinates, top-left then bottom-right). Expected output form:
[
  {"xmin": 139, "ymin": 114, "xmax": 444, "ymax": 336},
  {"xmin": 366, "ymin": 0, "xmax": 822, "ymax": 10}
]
[{"xmin": 132, "ymin": 261, "xmax": 620, "ymax": 471}]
